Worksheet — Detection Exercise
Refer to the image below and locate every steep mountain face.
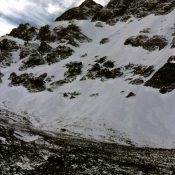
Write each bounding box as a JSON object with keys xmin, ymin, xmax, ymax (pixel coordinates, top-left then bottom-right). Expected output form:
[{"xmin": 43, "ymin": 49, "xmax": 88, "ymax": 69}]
[
  {"xmin": 56, "ymin": 0, "xmax": 175, "ymax": 23},
  {"xmin": 0, "ymin": 0, "xmax": 175, "ymax": 148},
  {"xmin": 55, "ymin": 0, "xmax": 103, "ymax": 21}
]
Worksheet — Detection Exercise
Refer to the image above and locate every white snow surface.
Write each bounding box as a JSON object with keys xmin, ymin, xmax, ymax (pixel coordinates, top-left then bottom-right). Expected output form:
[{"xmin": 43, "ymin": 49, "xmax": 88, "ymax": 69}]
[{"xmin": 1, "ymin": 10, "xmax": 175, "ymax": 148}]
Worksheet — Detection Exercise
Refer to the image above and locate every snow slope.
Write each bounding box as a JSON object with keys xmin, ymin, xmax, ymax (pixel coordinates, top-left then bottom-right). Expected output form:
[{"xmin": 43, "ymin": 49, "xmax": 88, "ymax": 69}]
[{"xmin": 1, "ymin": 9, "xmax": 175, "ymax": 148}]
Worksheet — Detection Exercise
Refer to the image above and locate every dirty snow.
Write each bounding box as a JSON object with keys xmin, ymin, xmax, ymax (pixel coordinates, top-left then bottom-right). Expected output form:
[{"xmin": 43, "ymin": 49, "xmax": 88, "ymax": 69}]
[{"xmin": 1, "ymin": 10, "xmax": 175, "ymax": 148}]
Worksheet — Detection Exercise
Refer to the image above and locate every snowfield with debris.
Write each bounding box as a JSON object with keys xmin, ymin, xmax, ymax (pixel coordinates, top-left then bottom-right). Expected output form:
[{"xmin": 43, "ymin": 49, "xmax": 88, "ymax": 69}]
[{"xmin": 1, "ymin": 0, "xmax": 175, "ymax": 148}]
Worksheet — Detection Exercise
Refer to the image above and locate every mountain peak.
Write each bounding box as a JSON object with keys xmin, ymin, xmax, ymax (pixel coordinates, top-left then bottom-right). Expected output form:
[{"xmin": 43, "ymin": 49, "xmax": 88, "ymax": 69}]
[
  {"xmin": 55, "ymin": 0, "xmax": 103, "ymax": 21},
  {"xmin": 79, "ymin": 0, "xmax": 99, "ymax": 8}
]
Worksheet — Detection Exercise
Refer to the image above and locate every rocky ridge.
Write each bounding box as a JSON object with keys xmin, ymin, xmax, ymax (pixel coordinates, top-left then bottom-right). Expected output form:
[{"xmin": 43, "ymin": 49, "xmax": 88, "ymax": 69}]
[{"xmin": 55, "ymin": 0, "xmax": 175, "ymax": 24}]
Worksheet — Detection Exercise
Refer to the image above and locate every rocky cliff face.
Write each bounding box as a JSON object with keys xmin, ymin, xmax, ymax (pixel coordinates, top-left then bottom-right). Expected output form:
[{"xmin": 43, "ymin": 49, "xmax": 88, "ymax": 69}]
[
  {"xmin": 56, "ymin": 0, "xmax": 175, "ymax": 23},
  {"xmin": 93, "ymin": 0, "xmax": 175, "ymax": 23},
  {"xmin": 0, "ymin": 0, "xmax": 175, "ymax": 148},
  {"xmin": 55, "ymin": 0, "xmax": 103, "ymax": 21}
]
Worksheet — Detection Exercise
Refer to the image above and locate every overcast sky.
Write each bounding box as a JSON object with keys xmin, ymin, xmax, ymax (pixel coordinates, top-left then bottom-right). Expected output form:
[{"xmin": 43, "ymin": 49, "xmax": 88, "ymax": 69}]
[{"xmin": 0, "ymin": 0, "xmax": 108, "ymax": 36}]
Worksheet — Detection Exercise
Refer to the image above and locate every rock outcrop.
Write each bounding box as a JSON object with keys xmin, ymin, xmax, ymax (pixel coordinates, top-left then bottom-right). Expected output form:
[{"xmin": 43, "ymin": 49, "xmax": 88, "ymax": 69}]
[
  {"xmin": 93, "ymin": 0, "xmax": 175, "ymax": 22},
  {"xmin": 37, "ymin": 24, "xmax": 91, "ymax": 46},
  {"xmin": 0, "ymin": 39, "xmax": 19, "ymax": 67},
  {"xmin": 124, "ymin": 35, "xmax": 168, "ymax": 51},
  {"xmin": 55, "ymin": 0, "xmax": 103, "ymax": 21},
  {"xmin": 145, "ymin": 56, "xmax": 175, "ymax": 93},
  {"xmin": 9, "ymin": 72, "xmax": 47, "ymax": 92},
  {"xmin": 19, "ymin": 52, "xmax": 45, "ymax": 70},
  {"xmin": 9, "ymin": 23, "xmax": 37, "ymax": 41},
  {"xmin": 45, "ymin": 46, "xmax": 74, "ymax": 65}
]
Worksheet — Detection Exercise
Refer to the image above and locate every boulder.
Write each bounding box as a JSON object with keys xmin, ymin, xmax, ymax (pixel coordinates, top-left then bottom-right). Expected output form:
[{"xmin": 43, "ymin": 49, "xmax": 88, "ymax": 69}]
[
  {"xmin": 100, "ymin": 38, "xmax": 110, "ymax": 44},
  {"xmin": 126, "ymin": 92, "xmax": 136, "ymax": 98},
  {"xmin": 145, "ymin": 60, "xmax": 175, "ymax": 93}
]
